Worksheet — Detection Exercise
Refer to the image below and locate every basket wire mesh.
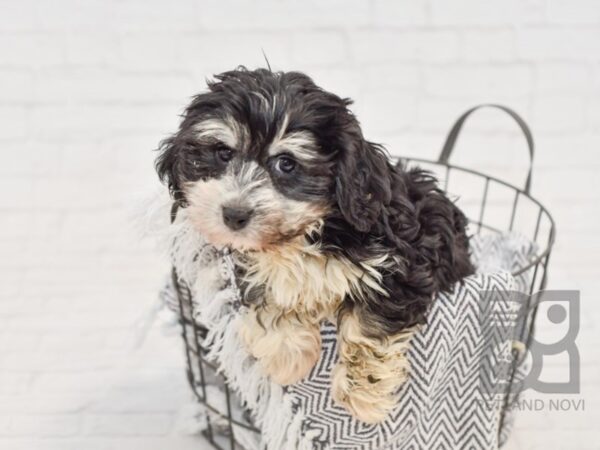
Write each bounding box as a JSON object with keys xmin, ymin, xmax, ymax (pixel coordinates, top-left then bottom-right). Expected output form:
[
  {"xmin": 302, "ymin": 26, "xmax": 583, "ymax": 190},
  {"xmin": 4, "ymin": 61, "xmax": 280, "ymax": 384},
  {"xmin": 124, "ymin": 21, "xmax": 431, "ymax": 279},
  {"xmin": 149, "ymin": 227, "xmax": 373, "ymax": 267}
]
[{"xmin": 170, "ymin": 104, "xmax": 556, "ymax": 449}]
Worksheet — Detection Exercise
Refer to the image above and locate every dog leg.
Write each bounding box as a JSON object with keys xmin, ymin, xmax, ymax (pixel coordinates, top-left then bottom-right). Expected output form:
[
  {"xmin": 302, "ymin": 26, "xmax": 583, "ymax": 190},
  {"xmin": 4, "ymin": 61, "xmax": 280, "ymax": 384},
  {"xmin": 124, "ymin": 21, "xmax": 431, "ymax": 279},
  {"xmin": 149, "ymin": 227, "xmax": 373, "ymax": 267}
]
[
  {"xmin": 332, "ymin": 309, "xmax": 416, "ymax": 423},
  {"xmin": 239, "ymin": 304, "xmax": 321, "ymax": 385}
]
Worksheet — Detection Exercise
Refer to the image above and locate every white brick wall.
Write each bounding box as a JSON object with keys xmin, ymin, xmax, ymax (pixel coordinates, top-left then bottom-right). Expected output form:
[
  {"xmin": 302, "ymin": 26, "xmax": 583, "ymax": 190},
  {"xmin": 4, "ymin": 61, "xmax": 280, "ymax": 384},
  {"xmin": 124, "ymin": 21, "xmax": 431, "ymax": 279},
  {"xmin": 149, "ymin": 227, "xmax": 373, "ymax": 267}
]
[{"xmin": 1, "ymin": 1, "xmax": 599, "ymax": 449}]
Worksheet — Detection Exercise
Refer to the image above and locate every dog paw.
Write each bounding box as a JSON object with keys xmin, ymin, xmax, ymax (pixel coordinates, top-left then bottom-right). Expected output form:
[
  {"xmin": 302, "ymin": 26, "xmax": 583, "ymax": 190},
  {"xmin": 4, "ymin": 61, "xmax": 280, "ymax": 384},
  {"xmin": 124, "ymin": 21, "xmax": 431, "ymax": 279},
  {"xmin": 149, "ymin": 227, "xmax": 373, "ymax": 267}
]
[
  {"xmin": 239, "ymin": 314, "xmax": 321, "ymax": 385},
  {"xmin": 261, "ymin": 340, "xmax": 321, "ymax": 385},
  {"xmin": 331, "ymin": 363, "xmax": 400, "ymax": 424}
]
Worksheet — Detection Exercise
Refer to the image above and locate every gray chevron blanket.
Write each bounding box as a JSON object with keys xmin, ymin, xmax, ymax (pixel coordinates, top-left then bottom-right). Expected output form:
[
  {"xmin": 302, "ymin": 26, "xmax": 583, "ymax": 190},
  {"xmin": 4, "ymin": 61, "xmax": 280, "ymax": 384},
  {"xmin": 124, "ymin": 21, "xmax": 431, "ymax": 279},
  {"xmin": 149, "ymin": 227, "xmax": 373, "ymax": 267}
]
[{"xmin": 159, "ymin": 206, "xmax": 536, "ymax": 450}]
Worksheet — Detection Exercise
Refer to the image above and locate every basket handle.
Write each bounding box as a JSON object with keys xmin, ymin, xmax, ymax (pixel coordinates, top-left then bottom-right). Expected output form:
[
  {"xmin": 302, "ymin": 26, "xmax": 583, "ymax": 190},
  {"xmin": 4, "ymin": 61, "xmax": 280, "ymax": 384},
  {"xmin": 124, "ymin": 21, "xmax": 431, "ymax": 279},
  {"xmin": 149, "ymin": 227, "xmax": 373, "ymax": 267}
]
[{"xmin": 438, "ymin": 104, "xmax": 534, "ymax": 194}]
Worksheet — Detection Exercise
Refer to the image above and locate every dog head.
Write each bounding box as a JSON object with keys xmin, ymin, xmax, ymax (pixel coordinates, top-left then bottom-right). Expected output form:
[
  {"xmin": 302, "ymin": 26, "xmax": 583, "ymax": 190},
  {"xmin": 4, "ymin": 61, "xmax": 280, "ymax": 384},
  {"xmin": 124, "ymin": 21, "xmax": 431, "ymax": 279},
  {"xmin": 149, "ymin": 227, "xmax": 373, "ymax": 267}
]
[{"xmin": 156, "ymin": 67, "xmax": 392, "ymax": 251}]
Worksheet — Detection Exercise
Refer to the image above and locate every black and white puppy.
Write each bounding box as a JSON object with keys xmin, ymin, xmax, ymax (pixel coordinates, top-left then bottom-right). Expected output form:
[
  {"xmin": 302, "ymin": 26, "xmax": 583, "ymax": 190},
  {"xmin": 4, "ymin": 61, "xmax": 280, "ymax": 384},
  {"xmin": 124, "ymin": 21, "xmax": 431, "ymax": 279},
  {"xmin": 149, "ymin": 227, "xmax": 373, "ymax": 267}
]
[{"xmin": 156, "ymin": 67, "xmax": 474, "ymax": 423}]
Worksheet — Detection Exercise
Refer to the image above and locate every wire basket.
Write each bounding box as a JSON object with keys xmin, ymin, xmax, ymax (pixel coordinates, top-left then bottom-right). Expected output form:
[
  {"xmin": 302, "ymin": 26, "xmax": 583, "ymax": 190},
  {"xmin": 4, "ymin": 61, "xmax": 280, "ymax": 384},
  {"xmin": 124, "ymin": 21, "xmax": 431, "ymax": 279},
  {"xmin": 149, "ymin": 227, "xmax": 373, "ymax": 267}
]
[{"xmin": 170, "ymin": 104, "xmax": 556, "ymax": 450}]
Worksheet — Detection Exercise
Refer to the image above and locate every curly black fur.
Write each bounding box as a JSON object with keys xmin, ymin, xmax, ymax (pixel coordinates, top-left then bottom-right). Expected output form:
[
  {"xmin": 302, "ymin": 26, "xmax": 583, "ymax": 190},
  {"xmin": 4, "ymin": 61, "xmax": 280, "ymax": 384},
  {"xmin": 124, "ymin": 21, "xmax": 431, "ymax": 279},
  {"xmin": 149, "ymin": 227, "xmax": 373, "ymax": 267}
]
[
  {"xmin": 156, "ymin": 67, "xmax": 475, "ymax": 339},
  {"xmin": 319, "ymin": 159, "xmax": 474, "ymax": 337}
]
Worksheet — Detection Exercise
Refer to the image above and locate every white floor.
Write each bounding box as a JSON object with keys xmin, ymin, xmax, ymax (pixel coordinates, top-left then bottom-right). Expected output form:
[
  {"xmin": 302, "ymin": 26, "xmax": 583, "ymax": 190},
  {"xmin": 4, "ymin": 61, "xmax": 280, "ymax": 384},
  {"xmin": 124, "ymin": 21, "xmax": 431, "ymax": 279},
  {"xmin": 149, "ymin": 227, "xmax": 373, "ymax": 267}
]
[{"xmin": 0, "ymin": 304, "xmax": 211, "ymax": 450}]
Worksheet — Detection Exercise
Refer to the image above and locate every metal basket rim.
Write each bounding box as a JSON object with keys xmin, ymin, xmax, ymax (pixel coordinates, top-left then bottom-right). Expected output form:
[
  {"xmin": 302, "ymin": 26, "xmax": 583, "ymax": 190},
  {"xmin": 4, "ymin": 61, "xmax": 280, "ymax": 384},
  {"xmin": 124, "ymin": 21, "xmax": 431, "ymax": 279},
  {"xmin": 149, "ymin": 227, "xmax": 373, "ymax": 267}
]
[{"xmin": 401, "ymin": 156, "xmax": 556, "ymax": 278}]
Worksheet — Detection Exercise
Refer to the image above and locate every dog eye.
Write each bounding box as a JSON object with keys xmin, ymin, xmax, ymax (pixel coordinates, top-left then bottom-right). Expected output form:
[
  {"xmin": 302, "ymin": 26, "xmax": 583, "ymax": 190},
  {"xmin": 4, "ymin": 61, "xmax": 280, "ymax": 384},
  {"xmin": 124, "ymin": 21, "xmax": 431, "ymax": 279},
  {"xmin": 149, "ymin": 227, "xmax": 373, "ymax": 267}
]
[
  {"xmin": 275, "ymin": 155, "xmax": 296, "ymax": 174},
  {"xmin": 215, "ymin": 146, "xmax": 234, "ymax": 163}
]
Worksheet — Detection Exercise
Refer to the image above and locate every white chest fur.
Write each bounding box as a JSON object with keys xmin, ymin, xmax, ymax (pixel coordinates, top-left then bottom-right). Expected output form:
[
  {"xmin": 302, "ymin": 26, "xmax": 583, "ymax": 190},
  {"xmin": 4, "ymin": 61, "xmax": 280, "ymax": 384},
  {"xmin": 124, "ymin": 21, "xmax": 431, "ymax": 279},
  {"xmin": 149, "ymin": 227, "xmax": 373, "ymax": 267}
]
[{"xmin": 239, "ymin": 241, "xmax": 389, "ymax": 320}]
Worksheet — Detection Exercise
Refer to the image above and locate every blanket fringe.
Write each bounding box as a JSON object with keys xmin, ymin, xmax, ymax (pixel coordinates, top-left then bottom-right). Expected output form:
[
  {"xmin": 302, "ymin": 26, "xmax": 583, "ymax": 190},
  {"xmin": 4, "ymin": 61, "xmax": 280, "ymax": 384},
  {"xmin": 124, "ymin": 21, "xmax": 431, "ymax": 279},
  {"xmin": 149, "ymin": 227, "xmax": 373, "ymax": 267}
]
[{"xmin": 161, "ymin": 205, "xmax": 307, "ymax": 450}]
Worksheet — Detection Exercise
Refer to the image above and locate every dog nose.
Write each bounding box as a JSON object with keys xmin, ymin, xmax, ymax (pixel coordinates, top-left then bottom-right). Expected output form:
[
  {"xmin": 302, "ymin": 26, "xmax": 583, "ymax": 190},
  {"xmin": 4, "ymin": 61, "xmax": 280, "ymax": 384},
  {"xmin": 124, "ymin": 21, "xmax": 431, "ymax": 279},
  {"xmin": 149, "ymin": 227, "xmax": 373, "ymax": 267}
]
[{"xmin": 222, "ymin": 206, "xmax": 253, "ymax": 231}]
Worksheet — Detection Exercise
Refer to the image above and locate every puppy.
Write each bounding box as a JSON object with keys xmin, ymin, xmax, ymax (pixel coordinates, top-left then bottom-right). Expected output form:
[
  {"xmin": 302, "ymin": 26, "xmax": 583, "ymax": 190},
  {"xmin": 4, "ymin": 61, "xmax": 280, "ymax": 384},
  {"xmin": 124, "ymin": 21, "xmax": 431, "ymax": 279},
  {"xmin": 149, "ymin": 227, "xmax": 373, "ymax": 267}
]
[{"xmin": 156, "ymin": 67, "xmax": 475, "ymax": 423}]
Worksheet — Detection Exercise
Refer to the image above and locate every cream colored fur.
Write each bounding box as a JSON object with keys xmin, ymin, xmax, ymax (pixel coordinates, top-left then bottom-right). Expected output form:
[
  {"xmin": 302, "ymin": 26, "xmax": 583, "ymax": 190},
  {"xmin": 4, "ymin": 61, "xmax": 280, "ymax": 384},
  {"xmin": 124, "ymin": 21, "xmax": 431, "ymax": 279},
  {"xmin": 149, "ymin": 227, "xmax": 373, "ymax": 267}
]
[
  {"xmin": 239, "ymin": 235, "xmax": 389, "ymax": 316},
  {"xmin": 332, "ymin": 309, "xmax": 416, "ymax": 423},
  {"xmin": 238, "ymin": 303, "xmax": 322, "ymax": 385},
  {"xmin": 237, "ymin": 237, "xmax": 416, "ymax": 423}
]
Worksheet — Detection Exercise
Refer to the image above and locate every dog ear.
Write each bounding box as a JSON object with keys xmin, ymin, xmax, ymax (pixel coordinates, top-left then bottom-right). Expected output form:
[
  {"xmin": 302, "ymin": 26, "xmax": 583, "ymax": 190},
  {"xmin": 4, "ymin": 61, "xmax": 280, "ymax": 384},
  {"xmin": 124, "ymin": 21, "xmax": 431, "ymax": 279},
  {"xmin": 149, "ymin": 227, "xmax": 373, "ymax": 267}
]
[
  {"xmin": 335, "ymin": 127, "xmax": 392, "ymax": 232},
  {"xmin": 155, "ymin": 136, "xmax": 185, "ymax": 205}
]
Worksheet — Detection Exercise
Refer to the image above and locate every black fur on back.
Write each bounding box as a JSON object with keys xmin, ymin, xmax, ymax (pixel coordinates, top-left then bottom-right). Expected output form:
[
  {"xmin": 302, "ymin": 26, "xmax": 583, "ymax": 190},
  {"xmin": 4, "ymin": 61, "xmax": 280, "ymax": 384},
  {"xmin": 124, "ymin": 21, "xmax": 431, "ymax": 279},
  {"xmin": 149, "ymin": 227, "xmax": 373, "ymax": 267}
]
[{"xmin": 317, "ymin": 157, "xmax": 475, "ymax": 338}]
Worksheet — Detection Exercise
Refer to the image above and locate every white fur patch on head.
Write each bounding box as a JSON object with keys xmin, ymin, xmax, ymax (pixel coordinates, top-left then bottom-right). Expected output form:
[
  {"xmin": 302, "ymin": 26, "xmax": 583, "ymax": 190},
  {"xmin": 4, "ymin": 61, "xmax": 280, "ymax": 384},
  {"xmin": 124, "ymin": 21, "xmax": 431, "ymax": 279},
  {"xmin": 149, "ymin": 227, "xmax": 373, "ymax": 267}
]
[
  {"xmin": 266, "ymin": 114, "xmax": 321, "ymax": 162},
  {"xmin": 193, "ymin": 117, "xmax": 248, "ymax": 149},
  {"xmin": 268, "ymin": 130, "xmax": 320, "ymax": 162}
]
